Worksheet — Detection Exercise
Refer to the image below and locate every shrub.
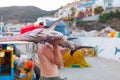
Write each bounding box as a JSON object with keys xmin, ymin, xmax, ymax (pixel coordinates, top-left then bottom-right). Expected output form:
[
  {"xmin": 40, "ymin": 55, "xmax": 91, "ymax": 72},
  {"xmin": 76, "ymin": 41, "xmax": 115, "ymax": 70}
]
[
  {"xmin": 99, "ymin": 10, "xmax": 120, "ymax": 23},
  {"xmin": 99, "ymin": 13, "xmax": 110, "ymax": 23},
  {"xmin": 94, "ymin": 6, "xmax": 104, "ymax": 14}
]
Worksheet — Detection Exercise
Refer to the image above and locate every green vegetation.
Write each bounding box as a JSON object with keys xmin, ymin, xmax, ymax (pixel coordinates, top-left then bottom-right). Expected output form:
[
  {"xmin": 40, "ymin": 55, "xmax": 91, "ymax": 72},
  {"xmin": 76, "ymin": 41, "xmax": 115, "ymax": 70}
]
[
  {"xmin": 99, "ymin": 10, "xmax": 120, "ymax": 23},
  {"xmin": 94, "ymin": 6, "xmax": 104, "ymax": 15}
]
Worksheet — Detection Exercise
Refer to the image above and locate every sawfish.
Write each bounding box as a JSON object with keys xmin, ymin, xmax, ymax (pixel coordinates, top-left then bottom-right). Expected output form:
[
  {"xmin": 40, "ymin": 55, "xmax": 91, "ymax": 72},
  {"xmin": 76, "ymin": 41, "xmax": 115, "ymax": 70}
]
[{"xmin": 0, "ymin": 19, "xmax": 78, "ymax": 49}]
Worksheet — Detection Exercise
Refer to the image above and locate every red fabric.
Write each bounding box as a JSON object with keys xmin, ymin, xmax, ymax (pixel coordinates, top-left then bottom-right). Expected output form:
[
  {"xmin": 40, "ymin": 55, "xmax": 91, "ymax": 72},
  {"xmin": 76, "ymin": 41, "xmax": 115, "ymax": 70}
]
[
  {"xmin": 24, "ymin": 61, "xmax": 32, "ymax": 69},
  {"xmin": 20, "ymin": 23, "xmax": 43, "ymax": 34},
  {"xmin": 27, "ymin": 61, "xmax": 33, "ymax": 69}
]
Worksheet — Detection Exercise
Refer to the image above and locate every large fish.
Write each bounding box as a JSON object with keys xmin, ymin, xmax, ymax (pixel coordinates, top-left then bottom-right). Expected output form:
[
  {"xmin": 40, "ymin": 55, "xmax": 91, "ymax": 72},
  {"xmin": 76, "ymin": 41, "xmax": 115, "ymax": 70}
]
[{"xmin": 0, "ymin": 19, "xmax": 78, "ymax": 49}]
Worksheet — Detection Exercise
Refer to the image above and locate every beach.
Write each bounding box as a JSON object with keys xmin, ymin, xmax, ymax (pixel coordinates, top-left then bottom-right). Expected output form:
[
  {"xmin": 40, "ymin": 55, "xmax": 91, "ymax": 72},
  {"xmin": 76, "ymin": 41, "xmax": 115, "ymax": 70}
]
[{"xmin": 60, "ymin": 57, "xmax": 120, "ymax": 80}]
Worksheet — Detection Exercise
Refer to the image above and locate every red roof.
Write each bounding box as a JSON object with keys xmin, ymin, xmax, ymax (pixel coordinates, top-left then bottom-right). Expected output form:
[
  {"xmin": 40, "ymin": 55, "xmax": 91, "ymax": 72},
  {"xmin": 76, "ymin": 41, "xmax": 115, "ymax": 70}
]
[{"xmin": 20, "ymin": 23, "xmax": 43, "ymax": 34}]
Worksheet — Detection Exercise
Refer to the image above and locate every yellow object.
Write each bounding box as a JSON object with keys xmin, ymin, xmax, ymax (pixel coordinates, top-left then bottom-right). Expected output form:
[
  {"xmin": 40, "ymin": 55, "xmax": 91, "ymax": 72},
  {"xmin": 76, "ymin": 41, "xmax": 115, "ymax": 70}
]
[
  {"xmin": 63, "ymin": 50, "xmax": 91, "ymax": 68},
  {"xmin": 7, "ymin": 45, "xmax": 14, "ymax": 50},
  {"xmin": 108, "ymin": 31, "xmax": 118, "ymax": 38},
  {"xmin": 80, "ymin": 48, "xmax": 96, "ymax": 57},
  {"xmin": 14, "ymin": 71, "xmax": 32, "ymax": 80}
]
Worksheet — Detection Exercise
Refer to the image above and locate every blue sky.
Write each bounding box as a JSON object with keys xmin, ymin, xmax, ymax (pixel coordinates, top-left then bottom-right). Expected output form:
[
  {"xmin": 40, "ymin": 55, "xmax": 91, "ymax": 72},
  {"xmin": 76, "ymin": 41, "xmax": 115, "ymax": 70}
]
[{"xmin": 0, "ymin": 0, "xmax": 75, "ymax": 11}]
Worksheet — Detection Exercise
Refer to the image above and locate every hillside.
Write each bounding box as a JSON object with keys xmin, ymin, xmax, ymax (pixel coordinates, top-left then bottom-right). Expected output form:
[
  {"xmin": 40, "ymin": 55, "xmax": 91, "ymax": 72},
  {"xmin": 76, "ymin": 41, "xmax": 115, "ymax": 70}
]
[{"xmin": 0, "ymin": 6, "xmax": 57, "ymax": 23}]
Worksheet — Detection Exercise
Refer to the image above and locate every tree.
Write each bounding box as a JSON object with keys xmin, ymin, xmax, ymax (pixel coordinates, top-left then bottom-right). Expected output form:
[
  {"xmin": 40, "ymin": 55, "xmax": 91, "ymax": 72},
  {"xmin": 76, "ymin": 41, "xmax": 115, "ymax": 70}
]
[
  {"xmin": 70, "ymin": 7, "xmax": 76, "ymax": 17},
  {"xmin": 94, "ymin": 6, "xmax": 104, "ymax": 15}
]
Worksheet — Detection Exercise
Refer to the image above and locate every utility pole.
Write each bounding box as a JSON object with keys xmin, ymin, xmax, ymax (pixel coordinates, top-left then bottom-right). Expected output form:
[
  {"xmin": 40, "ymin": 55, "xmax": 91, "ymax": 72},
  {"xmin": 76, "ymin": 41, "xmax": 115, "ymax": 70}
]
[
  {"xmin": 0, "ymin": 15, "xmax": 3, "ymax": 37},
  {"xmin": 1, "ymin": 15, "xmax": 3, "ymax": 23}
]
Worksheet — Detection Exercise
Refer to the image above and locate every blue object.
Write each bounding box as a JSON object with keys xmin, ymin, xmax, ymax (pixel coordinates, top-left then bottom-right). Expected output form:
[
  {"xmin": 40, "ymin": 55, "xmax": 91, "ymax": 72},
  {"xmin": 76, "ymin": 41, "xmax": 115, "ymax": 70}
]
[
  {"xmin": 0, "ymin": 30, "xmax": 2, "ymax": 34},
  {"xmin": 2, "ymin": 44, "xmax": 7, "ymax": 49},
  {"xmin": 45, "ymin": 20, "xmax": 71, "ymax": 36},
  {"xmin": 0, "ymin": 68, "xmax": 14, "ymax": 80}
]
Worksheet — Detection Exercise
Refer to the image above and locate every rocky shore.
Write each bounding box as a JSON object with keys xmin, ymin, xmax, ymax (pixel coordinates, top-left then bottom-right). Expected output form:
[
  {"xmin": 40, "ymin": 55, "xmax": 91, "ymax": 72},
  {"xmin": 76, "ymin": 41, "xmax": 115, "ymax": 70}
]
[{"xmin": 66, "ymin": 18, "xmax": 120, "ymax": 37}]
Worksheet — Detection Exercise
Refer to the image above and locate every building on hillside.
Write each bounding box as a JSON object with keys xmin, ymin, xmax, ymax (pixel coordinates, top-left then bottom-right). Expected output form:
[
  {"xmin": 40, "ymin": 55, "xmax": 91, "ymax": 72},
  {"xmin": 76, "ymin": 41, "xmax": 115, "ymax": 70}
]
[
  {"xmin": 57, "ymin": 1, "xmax": 79, "ymax": 18},
  {"xmin": 57, "ymin": 0, "xmax": 120, "ymax": 19},
  {"xmin": 104, "ymin": 0, "xmax": 120, "ymax": 12},
  {"xmin": 75, "ymin": 0, "xmax": 105, "ymax": 18},
  {"xmin": 57, "ymin": 0, "xmax": 105, "ymax": 19},
  {"xmin": 57, "ymin": 7, "xmax": 71, "ymax": 18}
]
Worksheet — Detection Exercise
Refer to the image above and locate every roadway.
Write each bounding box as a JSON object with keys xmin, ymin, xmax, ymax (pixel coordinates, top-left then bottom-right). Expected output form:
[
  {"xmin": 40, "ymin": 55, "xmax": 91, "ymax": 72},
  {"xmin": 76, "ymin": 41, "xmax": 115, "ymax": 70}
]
[{"xmin": 60, "ymin": 57, "xmax": 120, "ymax": 80}]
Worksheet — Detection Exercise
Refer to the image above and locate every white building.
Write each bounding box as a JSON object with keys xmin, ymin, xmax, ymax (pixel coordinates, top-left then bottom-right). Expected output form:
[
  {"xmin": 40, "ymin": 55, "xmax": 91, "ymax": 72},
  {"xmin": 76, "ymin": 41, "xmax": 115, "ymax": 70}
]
[
  {"xmin": 104, "ymin": 0, "xmax": 120, "ymax": 8},
  {"xmin": 3, "ymin": 24, "xmax": 26, "ymax": 36},
  {"xmin": 104, "ymin": 0, "xmax": 120, "ymax": 12},
  {"xmin": 57, "ymin": 7, "xmax": 72, "ymax": 18}
]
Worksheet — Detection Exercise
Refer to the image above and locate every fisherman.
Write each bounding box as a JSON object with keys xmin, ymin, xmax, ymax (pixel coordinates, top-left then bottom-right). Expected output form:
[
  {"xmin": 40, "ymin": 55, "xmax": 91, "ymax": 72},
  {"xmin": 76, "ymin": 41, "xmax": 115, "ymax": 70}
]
[{"xmin": 38, "ymin": 38, "xmax": 70, "ymax": 80}]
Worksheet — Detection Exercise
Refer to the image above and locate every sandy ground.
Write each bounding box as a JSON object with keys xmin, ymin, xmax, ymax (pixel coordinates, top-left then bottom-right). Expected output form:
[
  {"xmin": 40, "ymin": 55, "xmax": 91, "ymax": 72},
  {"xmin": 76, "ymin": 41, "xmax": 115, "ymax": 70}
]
[{"xmin": 60, "ymin": 57, "xmax": 120, "ymax": 80}]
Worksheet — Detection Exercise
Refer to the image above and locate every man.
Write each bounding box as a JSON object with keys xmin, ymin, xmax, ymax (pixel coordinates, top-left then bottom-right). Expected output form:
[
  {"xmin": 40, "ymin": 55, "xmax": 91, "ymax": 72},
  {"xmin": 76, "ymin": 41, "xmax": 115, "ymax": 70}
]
[{"xmin": 38, "ymin": 38, "xmax": 69, "ymax": 80}]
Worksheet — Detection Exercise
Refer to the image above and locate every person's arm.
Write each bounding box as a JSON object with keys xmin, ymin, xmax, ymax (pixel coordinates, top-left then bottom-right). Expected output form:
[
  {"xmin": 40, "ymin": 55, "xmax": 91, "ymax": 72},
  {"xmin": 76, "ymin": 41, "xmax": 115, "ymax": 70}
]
[
  {"xmin": 59, "ymin": 47, "xmax": 70, "ymax": 56},
  {"xmin": 53, "ymin": 44, "xmax": 63, "ymax": 67},
  {"xmin": 50, "ymin": 39, "xmax": 63, "ymax": 68}
]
